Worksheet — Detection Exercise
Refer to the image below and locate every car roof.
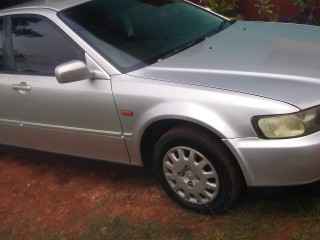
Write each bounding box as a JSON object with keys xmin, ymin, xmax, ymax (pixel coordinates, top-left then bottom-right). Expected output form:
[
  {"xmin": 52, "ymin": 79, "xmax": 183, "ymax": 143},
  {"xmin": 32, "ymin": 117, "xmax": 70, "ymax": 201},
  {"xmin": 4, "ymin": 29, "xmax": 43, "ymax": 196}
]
[{"xmin": 1, "ymin": 0, "xmax": 92, "ymax": 13}]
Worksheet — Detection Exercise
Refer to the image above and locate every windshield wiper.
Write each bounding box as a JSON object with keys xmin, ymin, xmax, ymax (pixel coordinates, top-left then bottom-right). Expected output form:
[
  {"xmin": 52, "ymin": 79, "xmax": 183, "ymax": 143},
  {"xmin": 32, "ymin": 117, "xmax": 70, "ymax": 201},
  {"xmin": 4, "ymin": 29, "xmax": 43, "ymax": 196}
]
[
  {"xmin": 214, "ymin": 19, "xmax": 237, "ymax": 33},
  {"xmin": 158, "ymin": 36, "xmax": 207, "ymax": 61},
  {"xmin": 157, "ymin": 20, "xmax": 235, "ymax": 61},
  {"xmin": 215, "ymin": 20, "xmax": 228, "ymax": 33}
]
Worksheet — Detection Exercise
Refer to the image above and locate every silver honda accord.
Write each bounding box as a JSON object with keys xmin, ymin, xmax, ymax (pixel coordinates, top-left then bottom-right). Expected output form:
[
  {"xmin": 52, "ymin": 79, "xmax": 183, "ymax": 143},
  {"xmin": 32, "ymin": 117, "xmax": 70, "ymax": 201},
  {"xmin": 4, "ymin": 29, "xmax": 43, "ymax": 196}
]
[{"xmin": 0, "ymin": 0, "xmax": 320, "ymax": 214}]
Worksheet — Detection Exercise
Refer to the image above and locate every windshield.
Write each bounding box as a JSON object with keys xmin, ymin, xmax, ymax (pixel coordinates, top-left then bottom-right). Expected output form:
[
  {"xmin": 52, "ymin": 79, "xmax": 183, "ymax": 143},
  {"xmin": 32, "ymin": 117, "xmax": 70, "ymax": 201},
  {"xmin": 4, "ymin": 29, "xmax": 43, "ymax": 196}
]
[{"xmin": 59, "ymin": 0, "xmax": 226, "ymax": 73}]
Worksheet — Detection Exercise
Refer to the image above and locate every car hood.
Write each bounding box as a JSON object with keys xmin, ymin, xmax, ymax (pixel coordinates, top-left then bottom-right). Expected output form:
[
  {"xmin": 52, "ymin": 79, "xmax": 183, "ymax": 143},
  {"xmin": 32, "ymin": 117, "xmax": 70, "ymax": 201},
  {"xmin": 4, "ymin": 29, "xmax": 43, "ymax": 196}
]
[{"xmin": 128, "ymin": 21, "xmax": 320, "ymax": 109}]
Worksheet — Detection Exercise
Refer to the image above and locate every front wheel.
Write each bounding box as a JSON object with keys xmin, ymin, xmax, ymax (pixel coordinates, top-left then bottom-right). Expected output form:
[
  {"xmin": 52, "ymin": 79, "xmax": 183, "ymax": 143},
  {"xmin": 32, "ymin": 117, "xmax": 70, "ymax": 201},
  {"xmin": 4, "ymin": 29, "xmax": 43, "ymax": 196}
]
[{"xmin": 153, "ymin": 124, "xmax": 244, "ymax": 214}]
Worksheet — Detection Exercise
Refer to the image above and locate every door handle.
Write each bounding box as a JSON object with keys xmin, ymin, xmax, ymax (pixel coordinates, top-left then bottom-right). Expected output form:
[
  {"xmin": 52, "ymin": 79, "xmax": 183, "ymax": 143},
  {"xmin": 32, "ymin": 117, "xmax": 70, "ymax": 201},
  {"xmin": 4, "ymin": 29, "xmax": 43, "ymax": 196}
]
[{"xmin": 11, "ymin": 82, "xmax": 31, "ymax": 91}]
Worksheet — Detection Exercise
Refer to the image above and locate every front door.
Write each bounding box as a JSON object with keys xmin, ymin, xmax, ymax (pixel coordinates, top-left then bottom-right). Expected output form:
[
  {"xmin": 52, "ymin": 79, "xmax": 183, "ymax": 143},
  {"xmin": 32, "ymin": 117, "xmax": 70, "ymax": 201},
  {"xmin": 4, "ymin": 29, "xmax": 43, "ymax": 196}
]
[
  {"xmin": 0, "ymin": 17, "xmax": 30, "ymax": 147},
  {"xmin": 7, "ymin": 15, "xmax": 129, "ymax": 163}
]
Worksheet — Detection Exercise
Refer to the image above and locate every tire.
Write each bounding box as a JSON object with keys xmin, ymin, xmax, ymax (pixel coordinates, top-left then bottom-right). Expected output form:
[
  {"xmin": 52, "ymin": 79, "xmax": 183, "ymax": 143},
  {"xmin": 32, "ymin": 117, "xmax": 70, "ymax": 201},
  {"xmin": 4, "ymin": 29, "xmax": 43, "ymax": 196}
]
[{"xmin": 153, "ymin": 124, "xmax": 244, "ymax": 214}]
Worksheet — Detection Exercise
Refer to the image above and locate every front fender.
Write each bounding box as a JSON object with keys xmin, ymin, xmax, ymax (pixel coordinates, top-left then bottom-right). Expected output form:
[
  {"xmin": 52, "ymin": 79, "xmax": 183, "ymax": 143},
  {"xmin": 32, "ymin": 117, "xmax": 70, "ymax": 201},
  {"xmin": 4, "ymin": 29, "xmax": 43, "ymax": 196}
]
[{"xmin": 112, "ymin": 74, "xmax": 298, "ymax": 165}]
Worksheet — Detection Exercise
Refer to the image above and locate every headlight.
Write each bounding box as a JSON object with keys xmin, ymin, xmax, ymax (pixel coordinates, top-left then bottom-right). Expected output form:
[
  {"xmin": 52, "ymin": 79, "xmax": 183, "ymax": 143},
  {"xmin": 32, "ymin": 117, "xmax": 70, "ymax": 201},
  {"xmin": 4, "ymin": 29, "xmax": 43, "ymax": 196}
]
[{"xmin": 252, "ymin": 105, "xmax": 320, "ymax": 139}]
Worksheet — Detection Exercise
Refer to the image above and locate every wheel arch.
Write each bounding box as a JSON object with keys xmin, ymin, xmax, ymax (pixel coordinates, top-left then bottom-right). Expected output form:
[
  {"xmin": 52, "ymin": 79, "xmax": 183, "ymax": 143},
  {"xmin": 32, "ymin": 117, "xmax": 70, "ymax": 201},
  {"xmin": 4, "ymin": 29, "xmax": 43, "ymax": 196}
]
[{"xmin": 140, "ymin": 119, "xmax": 246, "ymax": 187}]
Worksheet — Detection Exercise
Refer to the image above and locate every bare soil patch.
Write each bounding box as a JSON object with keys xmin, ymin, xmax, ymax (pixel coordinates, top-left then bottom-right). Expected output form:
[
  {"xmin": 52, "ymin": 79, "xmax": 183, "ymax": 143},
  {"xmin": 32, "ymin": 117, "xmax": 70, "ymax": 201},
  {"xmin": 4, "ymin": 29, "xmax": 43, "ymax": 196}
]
[
  {"xmin": 0, "ymin": 151, "xmax": 200, "ymax": 239},
  {"xmin": 0, "ymin": 151, "xmax": 319, "ymax": 240}
]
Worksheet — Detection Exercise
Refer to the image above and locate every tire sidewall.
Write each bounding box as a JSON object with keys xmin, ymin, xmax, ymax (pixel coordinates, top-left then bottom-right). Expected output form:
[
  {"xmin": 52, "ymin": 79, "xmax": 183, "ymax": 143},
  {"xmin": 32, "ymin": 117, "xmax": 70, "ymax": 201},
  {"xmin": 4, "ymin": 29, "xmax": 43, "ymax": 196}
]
[{"xmin": 153, "ymin": 132, "xmax": 234, "ymax": 214}]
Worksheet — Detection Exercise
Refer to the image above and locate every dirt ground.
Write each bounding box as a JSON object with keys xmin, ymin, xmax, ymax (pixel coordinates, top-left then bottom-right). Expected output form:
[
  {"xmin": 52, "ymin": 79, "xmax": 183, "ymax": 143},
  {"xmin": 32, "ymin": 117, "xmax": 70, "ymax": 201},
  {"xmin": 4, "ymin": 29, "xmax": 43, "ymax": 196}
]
[
  {"xmin": 1, "ymin": 150, "xmax": 206, "ymax": 239},
  {"xmin": 0, "ymin": 150, "xmax": 319, "ymax": 240}
]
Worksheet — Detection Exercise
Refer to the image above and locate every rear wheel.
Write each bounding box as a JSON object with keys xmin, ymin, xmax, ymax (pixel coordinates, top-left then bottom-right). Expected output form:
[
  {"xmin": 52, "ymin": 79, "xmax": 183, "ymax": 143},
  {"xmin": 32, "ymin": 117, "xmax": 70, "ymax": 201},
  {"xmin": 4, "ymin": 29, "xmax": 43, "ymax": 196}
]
[{"xmin": 153, "ymin": 124, "xmax": 244, "ymax": 214}]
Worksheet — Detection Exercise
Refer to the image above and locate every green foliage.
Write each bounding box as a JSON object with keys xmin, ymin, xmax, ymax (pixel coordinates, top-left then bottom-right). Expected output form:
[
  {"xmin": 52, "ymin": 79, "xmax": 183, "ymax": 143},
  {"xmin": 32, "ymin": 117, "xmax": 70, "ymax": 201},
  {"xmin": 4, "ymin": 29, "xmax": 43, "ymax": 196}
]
[
  {"xmin": 254, "ymin": 0, "xmax": 278, "ymax": 21},
  {"xmin": 289, "ymin": 0, "xmax": 320, "ymax": 25},
  {"xmin": 208, "ymin": 0, "xmax": 239, "ymax": 17},
  {"xmin": 293, "ymin": 0, "xmax": 312, "ymax": 9}
]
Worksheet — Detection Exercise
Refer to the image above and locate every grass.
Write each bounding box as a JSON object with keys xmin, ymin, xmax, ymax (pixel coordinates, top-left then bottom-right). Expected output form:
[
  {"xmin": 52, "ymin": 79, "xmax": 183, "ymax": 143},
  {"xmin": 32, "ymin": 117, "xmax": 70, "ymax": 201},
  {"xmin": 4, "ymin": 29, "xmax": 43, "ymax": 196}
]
[
  {"xmin": 1, "ymin": 196, "xmax": 319, "ymax": 240},
  {"xmin": 220, "ymin": 209, "xmax": 278, "ymax": 239},
  {"xmin": 291, "ymin": 197, "xmax": 320, "ymax": 240},
  {"xmin": 3, "ymin": 194, "xmax": 319, "ymax": 240},
  {"xmin": 37, "ymin": 195, "xmax": 320, "ymax": 240},
  {"xmin": 227, "ymin": 195, "xmax": 320, "ymax": 240},
  {"xmin": 42, "ymin": 232, "xmax": 68, "ymax": 240},
  {"xmin": 0, "ymin": 228, "xmax": 16, "ymax": 240},
  {"xmin": 2, "ymin": 152, "xmax": 320, "ymax": 240},
  {"xmin": 40, "ymin": 213, "xmax": 197, "ymax": 240},
  {"xmin": 78, "ymin": 214, "xmax": 196, "ymax": 240}
]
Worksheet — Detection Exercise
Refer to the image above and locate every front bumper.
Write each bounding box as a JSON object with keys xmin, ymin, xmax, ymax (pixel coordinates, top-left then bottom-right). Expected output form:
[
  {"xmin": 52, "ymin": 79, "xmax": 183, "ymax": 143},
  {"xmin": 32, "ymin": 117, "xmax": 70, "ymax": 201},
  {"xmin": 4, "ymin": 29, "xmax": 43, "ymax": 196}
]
[{"xmin": 224, "ymin": 131, "xmax": 320, "ymax": 186}]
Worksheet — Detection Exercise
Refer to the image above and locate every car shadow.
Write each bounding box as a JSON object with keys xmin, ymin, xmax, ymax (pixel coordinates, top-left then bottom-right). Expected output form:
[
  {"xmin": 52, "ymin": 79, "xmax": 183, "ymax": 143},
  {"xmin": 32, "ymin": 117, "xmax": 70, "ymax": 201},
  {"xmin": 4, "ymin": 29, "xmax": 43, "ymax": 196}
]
[
  {"xmin": 1, "ymin": 147, "xmax": 319, "ymax": 215},
  {"xmin": 231, "ymin": 180, "xmax": 320, "ymax": 214}
]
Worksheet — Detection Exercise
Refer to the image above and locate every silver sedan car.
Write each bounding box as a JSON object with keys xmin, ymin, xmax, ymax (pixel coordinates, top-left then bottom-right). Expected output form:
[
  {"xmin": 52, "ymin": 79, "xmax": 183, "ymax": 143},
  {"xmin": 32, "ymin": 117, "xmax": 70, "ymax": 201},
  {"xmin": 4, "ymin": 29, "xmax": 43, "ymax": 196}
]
[{"xmin": 0, "ymin": 0, "xmax": 320, "ymax": 214}]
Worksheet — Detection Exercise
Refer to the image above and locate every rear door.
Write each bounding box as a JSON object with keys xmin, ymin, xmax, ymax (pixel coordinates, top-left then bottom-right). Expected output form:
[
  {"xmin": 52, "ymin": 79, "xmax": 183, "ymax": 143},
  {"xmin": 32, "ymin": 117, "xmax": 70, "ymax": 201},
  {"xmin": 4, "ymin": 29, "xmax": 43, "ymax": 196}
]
[{"xmin": 7, "ymin": 15, "xmax": 129, "ymax": 163}]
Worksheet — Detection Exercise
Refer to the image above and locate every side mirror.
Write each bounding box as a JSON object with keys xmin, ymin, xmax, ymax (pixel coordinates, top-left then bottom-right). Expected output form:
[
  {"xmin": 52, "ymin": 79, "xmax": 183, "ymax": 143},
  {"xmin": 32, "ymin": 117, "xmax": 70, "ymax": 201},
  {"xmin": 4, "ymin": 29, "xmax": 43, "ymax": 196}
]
[{"xmin": 55, "ymin": 60, "xmax": 93, "ymax": 84}]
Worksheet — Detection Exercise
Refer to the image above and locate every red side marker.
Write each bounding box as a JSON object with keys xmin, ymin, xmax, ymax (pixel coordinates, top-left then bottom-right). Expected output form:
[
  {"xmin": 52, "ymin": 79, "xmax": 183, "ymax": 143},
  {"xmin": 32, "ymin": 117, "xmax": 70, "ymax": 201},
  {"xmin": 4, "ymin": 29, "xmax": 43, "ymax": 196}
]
[{"xmin": 121, "ymin": 110, "xmax": 134, "ymax": 117}]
